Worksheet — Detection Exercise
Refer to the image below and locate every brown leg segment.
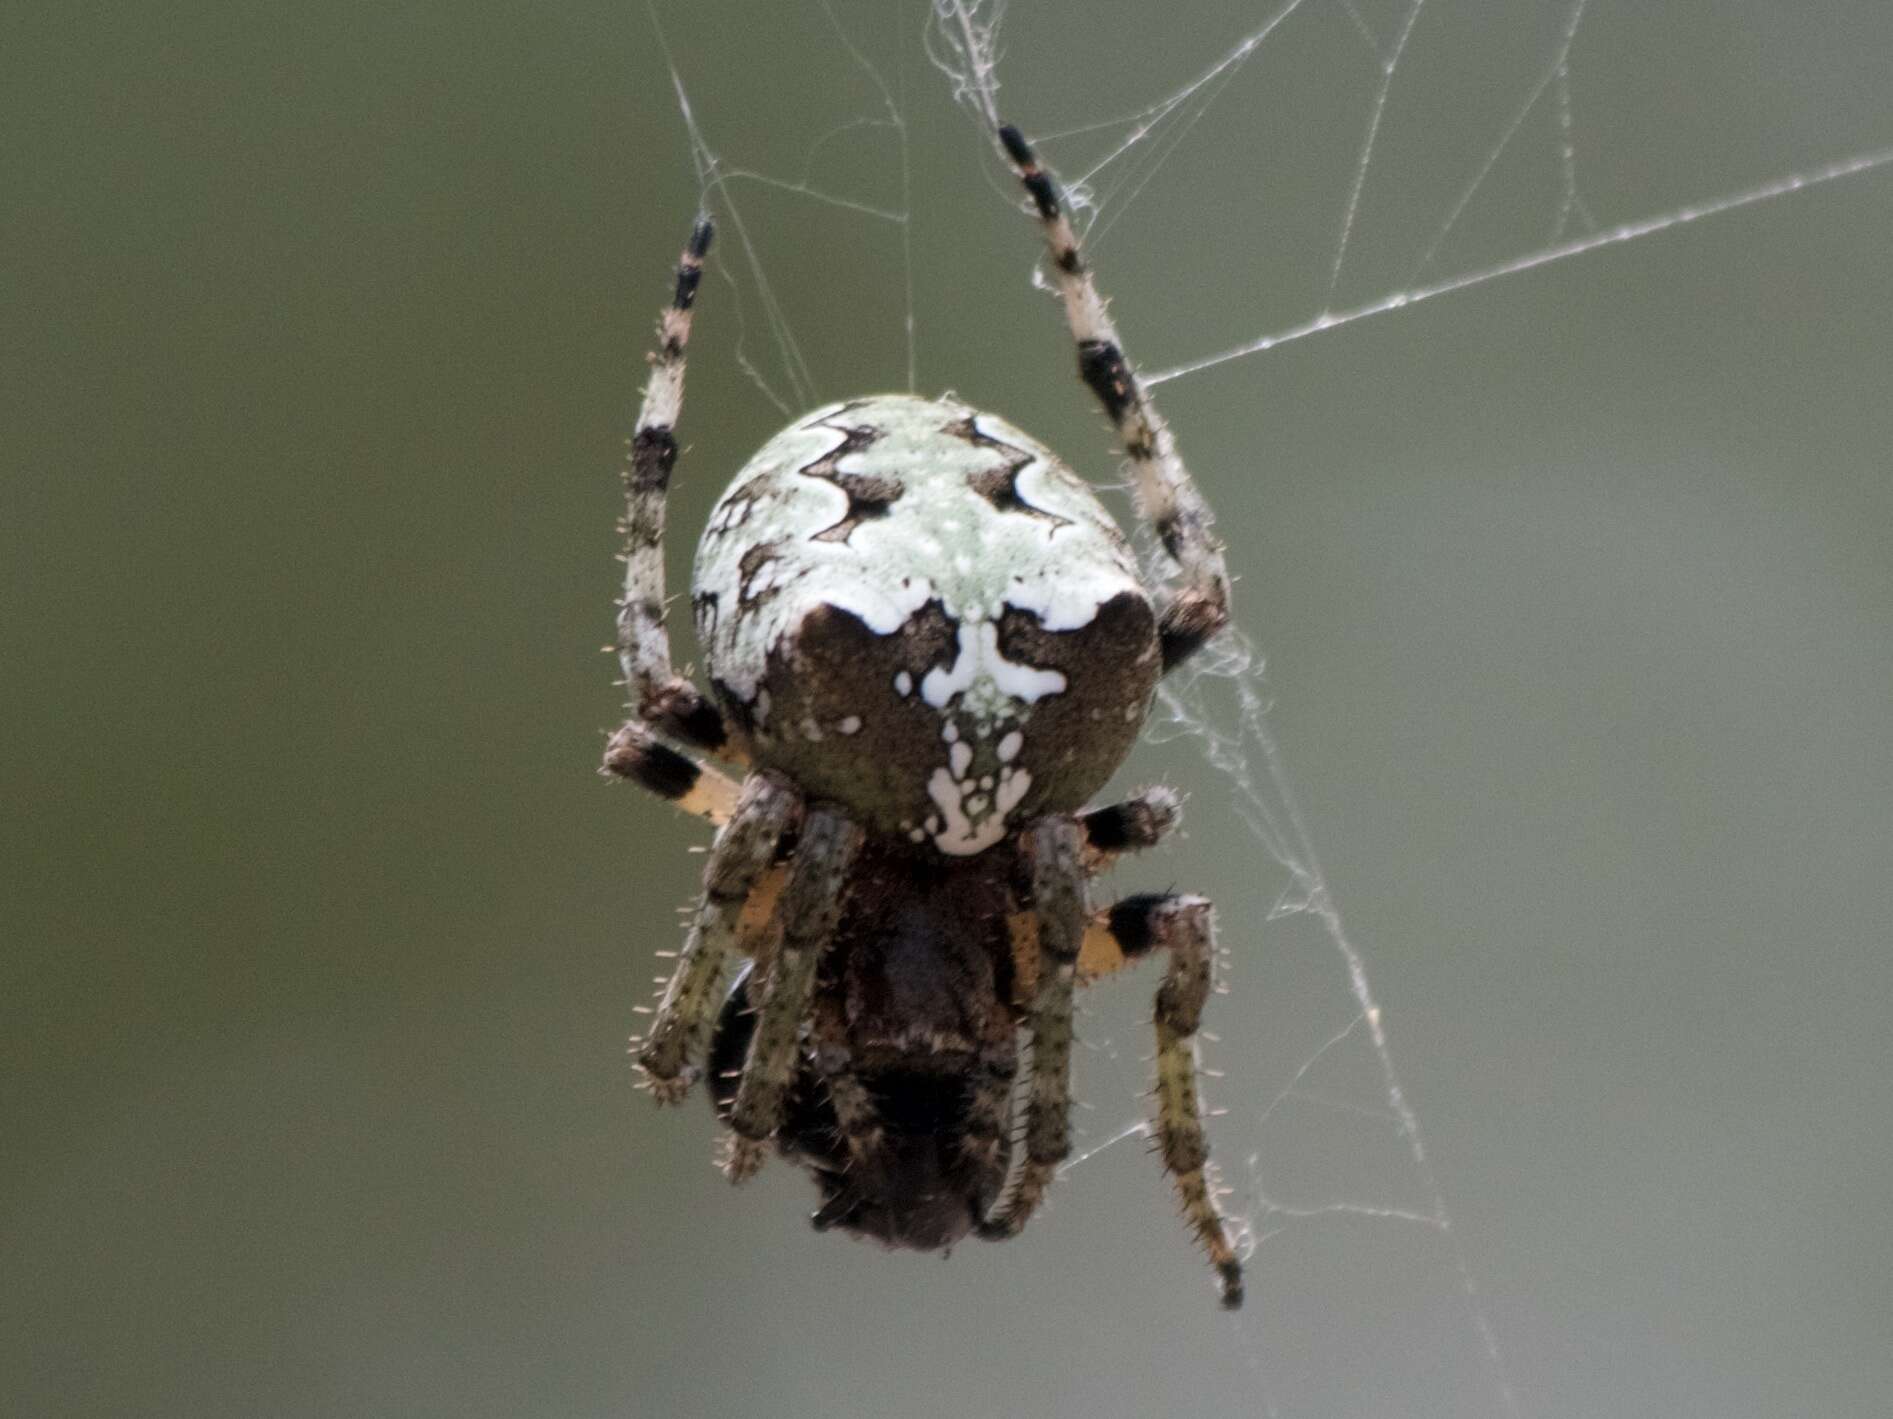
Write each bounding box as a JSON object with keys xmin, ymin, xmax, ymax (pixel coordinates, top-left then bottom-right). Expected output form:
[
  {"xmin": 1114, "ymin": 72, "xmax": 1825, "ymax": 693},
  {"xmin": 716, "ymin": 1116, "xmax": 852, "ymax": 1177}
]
[
  {"xmin": 980, "ymin": 816, "xmax": 1086, "ymax": 1238},
  {"xmin": 960, "ymin": 1001, "xmax": 1022, "ymax": 1218},
  {"xmin": 726, "ymin": 806, "xmax": 864, "ymax": 1180},
  {"xmin": 1090, "ymin": 892, "xmax": 1245, "ymax": 1308},
  {"xmin": 635, "ymin": 773, "xmax": 798, "ymax": 1101},
  {"xmin": 807, "ymin": 994, "xmax": 885, "ymax": 1185}
]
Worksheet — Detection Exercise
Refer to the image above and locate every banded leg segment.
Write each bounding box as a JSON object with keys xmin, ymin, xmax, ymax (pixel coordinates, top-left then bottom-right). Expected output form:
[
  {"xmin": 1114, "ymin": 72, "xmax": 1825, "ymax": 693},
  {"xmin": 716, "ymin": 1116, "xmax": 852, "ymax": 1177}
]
[
  {"xmin": 997, "ymin": 125, "xmax": 1231, "ymax": 671},
  {"xmin": 1081, "ymin": 785, "xmax": 1182, "ymax": 874},
  {"xmin": 603, "ymin": 721, "xmax": 744, "ymax": 825},
  {"xmin": 1093, "ymin": 892, "xmax": 1245, "ymax": 1309},
  {"xmin": 980, "ymin": 816, "xmax": 1086, "ymax": 1238},
  {"xmin": 635, "ymin": 773, "xmax": 798, "ymax": 1102},
  {"xmin": 615, "ymin": 216, "xmax": 737, "ymax": 759},
  {"xmin": 727, "ymin": 807, "xmax": 864, "ymax": 1180}
]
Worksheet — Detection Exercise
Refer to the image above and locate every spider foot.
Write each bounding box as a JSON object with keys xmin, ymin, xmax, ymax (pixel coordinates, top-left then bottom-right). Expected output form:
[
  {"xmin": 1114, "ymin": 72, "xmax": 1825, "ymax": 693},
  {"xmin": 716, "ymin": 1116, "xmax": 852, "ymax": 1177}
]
[
  {"xmin": 722, "ymin": 1132, "xmax": 769, "ymax": 1183},
  {"xmin": 1216, "ymin": 1258, "xmax": 1245, "ymax": 1311},
  {"xmin": 640, "ymin": 1066, "xmax": 694, "ymax": 1106}
]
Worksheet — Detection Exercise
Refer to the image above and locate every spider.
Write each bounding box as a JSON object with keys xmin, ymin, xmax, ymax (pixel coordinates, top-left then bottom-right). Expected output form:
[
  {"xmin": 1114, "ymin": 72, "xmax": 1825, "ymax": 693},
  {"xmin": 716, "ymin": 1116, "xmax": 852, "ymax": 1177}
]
[{"xmin": 605, "ymin": 124, "xmax": 1244, "ymax": 1308}]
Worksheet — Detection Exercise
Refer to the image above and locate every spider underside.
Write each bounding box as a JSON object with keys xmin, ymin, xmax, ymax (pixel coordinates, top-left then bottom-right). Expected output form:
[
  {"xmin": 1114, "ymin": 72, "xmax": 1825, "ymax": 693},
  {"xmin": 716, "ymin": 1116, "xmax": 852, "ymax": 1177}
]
[{"xmin": 605, "ymin": 125, "xmax": 1244, "ymax": 1308}]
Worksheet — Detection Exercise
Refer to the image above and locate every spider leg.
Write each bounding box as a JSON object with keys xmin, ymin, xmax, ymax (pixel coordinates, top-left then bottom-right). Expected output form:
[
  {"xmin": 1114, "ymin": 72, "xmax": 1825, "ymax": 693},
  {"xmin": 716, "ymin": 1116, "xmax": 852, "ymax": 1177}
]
[
  {"xmin": 613, "ymin": 216, "xmax": 746, "ymax": 765},
  {"xmin": 602, "ymin": 721, "xmax": 745, "ymax": 826},
  {"xmin": 1086, "ymin": 892, "xmax": 1245, "ymax": 1309},
  {"xmin": 726, "ymin": 806, "xmax": 864, "ymax": 1181},
  {"xmin": 807, "ymin": 993, "xmax": 885, "ymax": 1187},
  {"xmin": 997, "ymin": 125, "xmax": 1231, "ymax": 674},
  {"xmin": 980, "ymin": 816, "xmax": 1086, "ymax": 1238},
  {"xmin": 635, "ymin": 772, "xmax": 798, "ymax": 1102},
  {"xmin": 961, "ymin": 1013, "xmax": 1021, "ymax": 1217},
  {"xmin": 1081, "ymin": 784, "xmax": 1182, "ymax": 873}
]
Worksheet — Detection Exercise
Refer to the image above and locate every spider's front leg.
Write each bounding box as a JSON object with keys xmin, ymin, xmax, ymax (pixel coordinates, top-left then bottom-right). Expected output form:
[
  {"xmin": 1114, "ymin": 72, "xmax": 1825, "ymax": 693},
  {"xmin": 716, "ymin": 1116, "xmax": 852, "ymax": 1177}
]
[
  {"xmin": 725, "ymin": 806, "xmax": 864, "ymax": 1181},
  {"xmin": 997, "ymin": 125, "xmax": 1232, "ymax": 673},
  {"xmin": 610, "ymin": 215, "xmax": 745, "ymax": 785}
]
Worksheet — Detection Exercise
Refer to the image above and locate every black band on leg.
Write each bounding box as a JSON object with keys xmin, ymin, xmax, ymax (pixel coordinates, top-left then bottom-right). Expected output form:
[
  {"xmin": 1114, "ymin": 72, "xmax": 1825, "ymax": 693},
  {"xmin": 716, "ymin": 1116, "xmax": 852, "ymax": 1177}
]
[
  {"xmin": 602, "ymin": 722, "xmax": 699, "ymax": 801},
  {"xmin": 1082, "ymin": 787, "xmax": 1181, "ymax": 859},
  {"xmin": 642, "ymin": 680, "xmax": 730, "ymax": 756},
  {"xmin": 1159, "ymin": 591, "xmax": 1228, "ymax": 672}
]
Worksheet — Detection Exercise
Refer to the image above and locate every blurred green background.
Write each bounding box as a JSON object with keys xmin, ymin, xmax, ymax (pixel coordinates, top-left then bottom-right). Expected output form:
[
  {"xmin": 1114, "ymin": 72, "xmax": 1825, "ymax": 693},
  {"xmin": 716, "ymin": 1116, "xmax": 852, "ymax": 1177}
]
[{"xmin": 6, "ymin": 2, "xmax": 1891, "ymax": 1416}]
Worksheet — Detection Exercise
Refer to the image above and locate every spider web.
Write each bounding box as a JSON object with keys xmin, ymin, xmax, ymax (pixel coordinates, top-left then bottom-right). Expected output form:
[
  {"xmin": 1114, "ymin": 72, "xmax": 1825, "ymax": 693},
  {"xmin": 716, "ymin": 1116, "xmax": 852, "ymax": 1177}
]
[{"xmin": 639, "ymin": 2, "xmax": 1890, "ymax": 1412}]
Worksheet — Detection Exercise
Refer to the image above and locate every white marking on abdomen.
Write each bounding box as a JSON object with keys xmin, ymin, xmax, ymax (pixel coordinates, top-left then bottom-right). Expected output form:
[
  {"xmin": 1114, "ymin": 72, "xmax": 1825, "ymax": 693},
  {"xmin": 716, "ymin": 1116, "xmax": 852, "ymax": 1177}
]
[
  {"xmin": 920, "ymin": 620, "xmax": 1066, "ymax": 711},
  {"xmin": 926, "ymin": 763, "xmax": 1033, "ymax": 856}
]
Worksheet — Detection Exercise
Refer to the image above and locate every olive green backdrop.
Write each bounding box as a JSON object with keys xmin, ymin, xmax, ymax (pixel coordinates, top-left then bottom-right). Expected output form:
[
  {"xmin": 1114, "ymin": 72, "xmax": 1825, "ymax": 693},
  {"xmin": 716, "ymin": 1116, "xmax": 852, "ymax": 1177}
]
[{"xmin": 6, "ymin": 2, "xmax": 1891, "ymax": 1416}]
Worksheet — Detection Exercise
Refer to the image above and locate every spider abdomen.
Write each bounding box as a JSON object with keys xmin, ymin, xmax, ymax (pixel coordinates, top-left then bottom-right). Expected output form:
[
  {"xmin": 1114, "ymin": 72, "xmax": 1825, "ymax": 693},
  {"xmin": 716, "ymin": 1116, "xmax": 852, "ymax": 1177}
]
[{"xmin": 693, "ymin": 393, "xmax": 1160, "ymax": 854}]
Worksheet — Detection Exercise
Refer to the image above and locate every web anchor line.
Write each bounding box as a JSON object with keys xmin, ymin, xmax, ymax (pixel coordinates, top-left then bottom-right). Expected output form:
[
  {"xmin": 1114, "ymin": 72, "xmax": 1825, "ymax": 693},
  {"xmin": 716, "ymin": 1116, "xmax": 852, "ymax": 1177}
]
[{"xmin": 1149, "ymin": 142, "xmax": 1893, "ymax": 386}]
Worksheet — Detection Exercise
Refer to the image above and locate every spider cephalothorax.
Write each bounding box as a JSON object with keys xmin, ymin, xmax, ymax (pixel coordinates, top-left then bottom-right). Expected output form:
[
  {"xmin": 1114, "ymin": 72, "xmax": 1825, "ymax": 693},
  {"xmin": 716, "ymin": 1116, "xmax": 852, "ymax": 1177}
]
[{"xmin": 605, "ymin": 125, "xmax": 1245, "ymax": 1307}]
